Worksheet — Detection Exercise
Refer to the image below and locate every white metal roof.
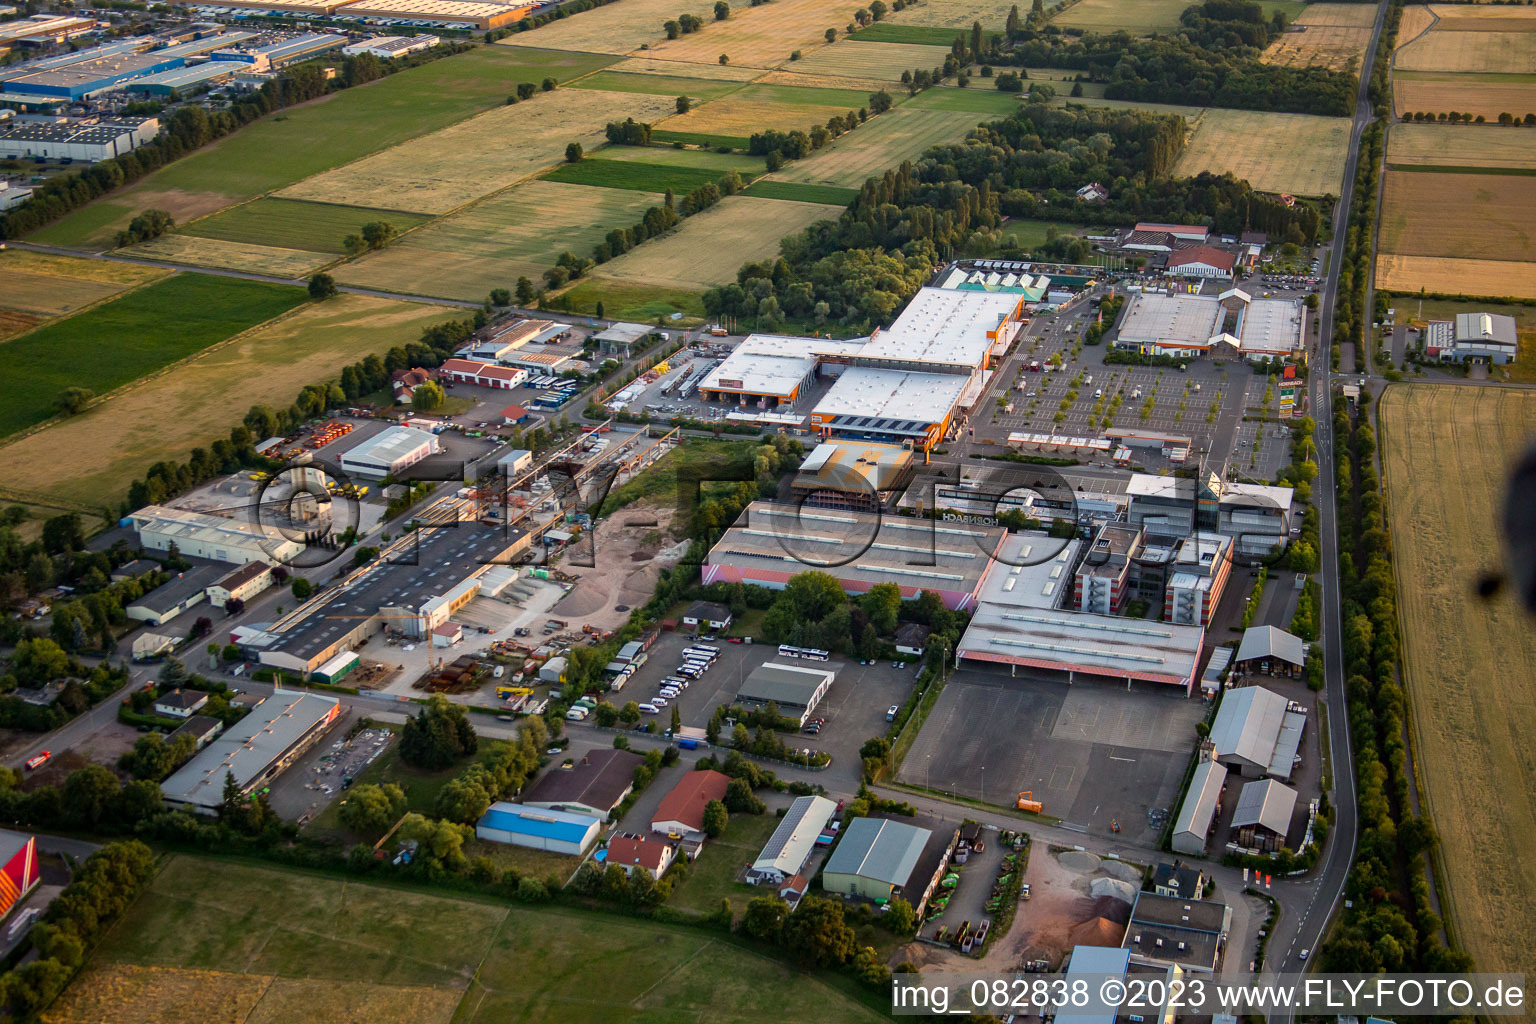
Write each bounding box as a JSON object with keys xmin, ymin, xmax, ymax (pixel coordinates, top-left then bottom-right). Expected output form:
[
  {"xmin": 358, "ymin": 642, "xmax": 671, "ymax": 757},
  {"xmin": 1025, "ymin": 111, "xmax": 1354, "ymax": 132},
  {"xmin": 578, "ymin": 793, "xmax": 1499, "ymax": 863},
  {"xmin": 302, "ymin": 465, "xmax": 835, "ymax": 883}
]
[
  {"xmin": 1172, "ymin": 759, "xmax": 1227, "ymax": 849},
  {"xmin": 972, "ymin": 532, "xmax": 1081, "ymax": 609},
  {"xmin": 958, "ymin": 605, "xmax": 1205, "ymax": 685},
  {"xmin": 752, "ymin": 794, "xmax": 836, "ymax": 875},
  {"xmin": 1116, "ymin": 292, "xmax": 1224, "ymax": 347},
  {"xmin": 1231, "ymin": 777, "xmax": 1297, "ymax": 836},
  {"xmin": 339, "ymin": 426, "xmax": 437, "ymax": 469},
  {"xmin": 1209, "ymin": 686, "xmax": 1288, "ymax": 768},
  {"xmin": 1239, "ymin": 298, "xmax": 1304, "ymax": 356},
  {"xmin": 1235, "ymin": 625, "xmax": 1305, "ymax": 667},
  {"xmin": 858, "ymin": 287, "xmax": 1019, "ymax": 368},
  {"xmin": 812, "ymin": 367, "xmax": 969, "ymax": 428}
]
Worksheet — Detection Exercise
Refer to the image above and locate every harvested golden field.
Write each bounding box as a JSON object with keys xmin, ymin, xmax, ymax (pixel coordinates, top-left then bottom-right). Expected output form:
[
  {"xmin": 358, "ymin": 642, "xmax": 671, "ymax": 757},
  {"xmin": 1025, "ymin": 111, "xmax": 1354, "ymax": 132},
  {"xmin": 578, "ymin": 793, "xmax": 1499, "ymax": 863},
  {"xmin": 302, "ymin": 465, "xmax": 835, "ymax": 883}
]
[
  {"xmin": 1262, "ymin": 21, "xmax": 1372, "ymax": 71},
  {"xmin": 1388, "ymin": 122, "xmax": 1536, "ymax": 169},
  {"xmin": 607, "ymin": 55, "xmax": 763, "ymax": 80},
  {"xmin": 42, "ymin": 964, "xmax": 270, "ymax": 1024},
  {"xmin": 335, "ymin": 180, "xmax": 664, "ymax": 302},
  {"xmin": 1173, "ymin": 108, "xmax": 1350, "ymax": 195},
  {"xmin": 590, "ymin": 194, "xmax": 842, "ymax": 289},
  {"xmin": 0, "ymin": 309, "xmax": 40, "ymax": 341},
  {"xmin": 1392, "ymin": 71, "xmax": 1536, "ymax": 120},
  {"xmin": 1375, "ymin": 253, "xmax": 1536, "ymax": 300},
  {"xmin": 1381, "ymin": 384, "xmax": 1536, "ymax": 983},
  {"xmin": 789, "ymin": 40, "xmax": 953, "ymax": 81},
  {"xmin": 1295, "ymin": 3, "xmax": 1377, "ymax": 27},
  {"xmin": 772, "ymin": 106, "xmax": 983, "ymax": 187},
  {"xmin": 1380, "ymin": 169, "xmax": 1536, "ymax": 261},
  {"xmin": 643, "ymin": 0, "xmax": 839, "ymax": 68},
  {"xmin": 756, "ymin": 68, "xmax": 896, "ymax": 91},
  {"xmin": 245, "ymin": 978, "xmax": 460, "ymax": 1024},
  {"xmin": 661, "ymin": 95, "xmax": 851, "ymax": 135},
  {"xmin": 0, "ymin": 295, "xmax": 455, "ymax": 507},
  {"xmin": 1396, "ymin": 28, "xmax": 1536, "ymax": 73},
  {"xmin": 1396, "ymin": 3, "xmax": 1436, "ymax": 47},
  {"xmin": 278, "ymin": 89, "xmax": 676, "ymax": 214},
  {"xmin": 1426, "ymin": 2, "xmax": 1536, "ymax": 32},
  {"xmin": 499, "ymin": 0, "xmax": 713, "ymax": 53},
  {"xmin": 887, "ymin": 0, "xmax": 1026, "ymax": 28},
  {"xmin": 0, "ymin": 250, "xmax": 167, "ymax": 318},
  {"xmin": 122, "ymin": 235, "xmax": 331, "ymax": 278}
]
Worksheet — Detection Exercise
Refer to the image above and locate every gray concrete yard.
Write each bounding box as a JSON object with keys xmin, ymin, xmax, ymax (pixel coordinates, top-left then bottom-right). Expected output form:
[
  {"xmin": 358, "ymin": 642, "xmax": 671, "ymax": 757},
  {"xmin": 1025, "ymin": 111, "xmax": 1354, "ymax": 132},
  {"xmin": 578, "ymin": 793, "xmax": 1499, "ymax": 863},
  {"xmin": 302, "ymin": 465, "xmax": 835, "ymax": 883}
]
[{"xmin": 898, "ymin": 669, "xmax": 1205, "ymax": 846}]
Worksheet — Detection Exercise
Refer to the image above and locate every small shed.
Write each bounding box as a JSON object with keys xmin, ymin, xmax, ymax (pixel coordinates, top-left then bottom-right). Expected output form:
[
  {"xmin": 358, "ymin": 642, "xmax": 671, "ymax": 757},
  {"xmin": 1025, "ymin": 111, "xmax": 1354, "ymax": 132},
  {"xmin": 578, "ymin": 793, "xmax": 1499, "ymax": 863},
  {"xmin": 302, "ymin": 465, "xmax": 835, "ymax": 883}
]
[{"xmin": 432, "ymin": 622, "xmax": 464, "ymax": 648}]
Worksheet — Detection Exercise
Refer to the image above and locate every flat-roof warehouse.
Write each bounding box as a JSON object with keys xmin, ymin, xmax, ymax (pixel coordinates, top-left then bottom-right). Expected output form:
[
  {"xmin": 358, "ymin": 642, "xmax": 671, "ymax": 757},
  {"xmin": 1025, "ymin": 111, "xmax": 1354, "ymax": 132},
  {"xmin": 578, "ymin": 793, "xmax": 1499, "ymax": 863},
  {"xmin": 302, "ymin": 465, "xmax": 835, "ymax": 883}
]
[
  {"xmin": 734, "ymin": 662, "xmax": 835, "ymax": 724},
  {"xmin": 958, "ymin": 605, "xmax": 1206, "ymax": 692},
  {"xmin": 702, "ymin": 501, "xmax": 1005, "ymax": 610},
  {"xmin": 161, "ymin": 691, "xmax": 340, "ymax": 814}
]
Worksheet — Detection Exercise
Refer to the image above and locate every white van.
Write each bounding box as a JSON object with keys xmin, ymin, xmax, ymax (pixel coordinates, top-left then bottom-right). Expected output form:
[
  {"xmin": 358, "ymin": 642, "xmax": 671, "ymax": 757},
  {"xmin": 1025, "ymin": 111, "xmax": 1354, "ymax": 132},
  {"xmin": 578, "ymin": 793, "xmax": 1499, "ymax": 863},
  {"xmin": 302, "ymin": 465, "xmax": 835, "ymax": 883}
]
[
  {"xmin": 651, "ymin": 696, "xmax": 669, "ymax": 708},
  {"xmin": 493, "ymin": 665, "xmax": 505, "ymax": 679},
  {"xmin": 638, "ymin": 702, "xmax": 660, "ymax": 715},
  {"xmin": 565, "ymin": 707, "xmax": 588, "ymax": 721}
]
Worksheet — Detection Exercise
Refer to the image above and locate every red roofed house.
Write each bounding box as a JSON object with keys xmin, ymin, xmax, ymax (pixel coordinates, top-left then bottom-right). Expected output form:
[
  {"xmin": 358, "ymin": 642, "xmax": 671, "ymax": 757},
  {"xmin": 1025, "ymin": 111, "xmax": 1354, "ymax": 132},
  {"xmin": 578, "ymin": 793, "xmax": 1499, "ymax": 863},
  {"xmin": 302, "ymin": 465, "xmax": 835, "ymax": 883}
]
[
  {"xmin": 606, "ymin": 834, "xmax": 675, "ymax": 878},
  {"xmin": 1167, "ymin": 246, "xmax": 1238, "ymax": 280},
  {"xmin": 500, "ymin": 403, "xmax": 531, "ymax": 425},
  {"xmin": 438, "ymin": 358, "xmax": 528, "ymax": 390},
  {"xmin": 778, "ymin": 873, "xmax": 809, "ymax": 904},
  {"xmin": 650, "ymin": 769, "xmax": 731, "ymax": 841},
  {"xmin": 391, "ymin": 368, "xmax": 432, "ymax": 404}
]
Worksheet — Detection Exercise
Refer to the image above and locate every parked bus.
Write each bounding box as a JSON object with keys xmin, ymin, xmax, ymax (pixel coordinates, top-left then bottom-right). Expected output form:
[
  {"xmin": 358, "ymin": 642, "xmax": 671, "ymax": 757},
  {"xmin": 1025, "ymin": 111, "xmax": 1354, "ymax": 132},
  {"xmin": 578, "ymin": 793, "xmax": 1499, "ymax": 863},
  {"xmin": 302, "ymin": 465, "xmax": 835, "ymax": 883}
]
[{"xmin": 777, "ymin": 644, "xmax": 800, "ymax": 658}]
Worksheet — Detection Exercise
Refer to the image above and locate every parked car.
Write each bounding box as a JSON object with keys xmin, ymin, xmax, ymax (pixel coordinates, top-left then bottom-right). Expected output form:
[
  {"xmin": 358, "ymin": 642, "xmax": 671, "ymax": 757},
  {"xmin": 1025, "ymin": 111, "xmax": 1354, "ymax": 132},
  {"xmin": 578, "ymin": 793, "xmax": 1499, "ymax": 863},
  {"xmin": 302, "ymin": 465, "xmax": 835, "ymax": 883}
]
[{"xmin": 886, "ymin": 705, "xmax": 900, "ymax": 721}]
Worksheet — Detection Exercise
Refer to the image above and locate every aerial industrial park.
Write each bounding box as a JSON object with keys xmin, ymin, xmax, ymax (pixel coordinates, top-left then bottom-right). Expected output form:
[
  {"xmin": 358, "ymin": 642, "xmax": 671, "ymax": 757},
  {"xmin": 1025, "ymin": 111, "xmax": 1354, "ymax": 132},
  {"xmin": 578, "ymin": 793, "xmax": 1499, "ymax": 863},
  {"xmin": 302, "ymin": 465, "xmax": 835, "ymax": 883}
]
[{"xmin": 0, "ymin": 0, "xmax": 1531, "ymax": 1018}]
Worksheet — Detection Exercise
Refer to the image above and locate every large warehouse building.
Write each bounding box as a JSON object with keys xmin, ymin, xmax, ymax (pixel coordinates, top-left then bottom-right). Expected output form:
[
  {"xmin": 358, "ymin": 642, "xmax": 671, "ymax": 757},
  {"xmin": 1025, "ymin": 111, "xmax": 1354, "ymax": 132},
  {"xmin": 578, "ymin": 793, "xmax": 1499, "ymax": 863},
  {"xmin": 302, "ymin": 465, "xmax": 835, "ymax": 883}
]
[
  {"xmin": 0, "ymin": 114, "xmax": 158, "ymax": 159},
  {"xmin": 1171, "ymin": 757, "xmax": 1228, "ymax": 856},
  {"xmin": 161, "ymin": 691, "xmax": 340, "ymax": 814},
  {"xmin": 338, "ymin": 425, "xmax": 440, "ymax": 480},
  {"xmin": 699, "ymin": 285, "xmax": 1027, "ymax": 452},
  {"xmin": 1209, "ymin": 685, "xmax": 1305, "ymax": 779},
  {"xmin": 1112, "ymin": 289, "xmax": 1305, "ymax": 364},
  {"xmin": 475, "ymin": 803, "xmax": 601, "ymax": 855},
  {"xmin": 129, "ymin": 504, "xmax": 304, "ymax": 566},
  {"xmin": 702, "ymin": 501, "xmax": 1006, "ymax": 610},
  {"xmin": 734, "ymin": 661, "xmax": 835, "ymax": 725},
  {"xmin": 246, "ymin": 522, "xmax": 531, "ymax": 675}
]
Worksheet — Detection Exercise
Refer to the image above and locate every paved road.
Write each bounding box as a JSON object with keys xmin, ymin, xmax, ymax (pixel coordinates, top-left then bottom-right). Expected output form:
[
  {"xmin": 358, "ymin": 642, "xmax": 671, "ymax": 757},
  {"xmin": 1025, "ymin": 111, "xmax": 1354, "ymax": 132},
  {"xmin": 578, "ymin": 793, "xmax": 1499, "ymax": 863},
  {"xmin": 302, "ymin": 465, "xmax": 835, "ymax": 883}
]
[{"xmin": 1259, "ymin": 0, "xmax": 1392, "ymax": 993}]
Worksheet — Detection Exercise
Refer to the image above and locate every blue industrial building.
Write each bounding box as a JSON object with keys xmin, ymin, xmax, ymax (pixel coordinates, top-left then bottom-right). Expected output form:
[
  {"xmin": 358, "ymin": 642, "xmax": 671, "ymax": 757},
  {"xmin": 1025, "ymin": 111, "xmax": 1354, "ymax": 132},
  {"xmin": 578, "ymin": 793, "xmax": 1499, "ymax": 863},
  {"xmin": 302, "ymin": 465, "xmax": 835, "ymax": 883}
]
[{"xmin": 474, "ymin": 802, "xmax": 602, "ymax": 855}]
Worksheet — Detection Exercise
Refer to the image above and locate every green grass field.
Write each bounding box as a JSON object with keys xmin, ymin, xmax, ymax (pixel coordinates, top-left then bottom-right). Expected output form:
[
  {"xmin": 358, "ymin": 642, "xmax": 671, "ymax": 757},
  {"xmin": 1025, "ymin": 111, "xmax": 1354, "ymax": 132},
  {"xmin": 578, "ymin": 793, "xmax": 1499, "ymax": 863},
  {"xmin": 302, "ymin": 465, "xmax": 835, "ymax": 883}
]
[
  {"xmin": 651, "ymin": 128, "xmax": 752, "ymax": 149},
  {"xmin": 742, "ymin": 179, "xmax": 859, "ymax": 204},
  {"xmin": 179, "ymin": 198, "xmax": 433, "ymax": 254},
  {"xmin": 543, "ymin": 157, "xmax": 742, "ymax": 193},
  {"xmin": 771, "ymin": 106, "xmax": 984, "ymax": 188},
  {"xmin": 0, "ymin": 275, "xmax": 305, "ymax": 439},
  {"xmin": 30, "ymin": 47, "xmax": 618, "ymax": 250},
  {"xmin": 999, "ymin": 219, "xmax": 1089, "ymax": 249},
  {"xmin": 58, "ymin": 855, "xmax": 888, "ymax": 1024},
  {"xmin": 596, "ymin": 144, "xmax": 767, "ymax": 173},
  {"xmin": 666, "ymin": 812, "xmax": 779, "ymax": 916},
  {"xmin": 568, "ymin": 70, "xmax": 747, "ymax": 101},
  {"xmin": 559, "ymin": 277, "xmax": 707, "ymax": 320},
  {"xmin": 736, "ymin": 82, "xmax": 884, "ymax": 109},
  {"xmin": 904, "ymin": 85, "xmax": 1026, "ymax": 114},
  {"xmin": 850, "ymin": 22, "xmax": 969, "ymax": 45}
]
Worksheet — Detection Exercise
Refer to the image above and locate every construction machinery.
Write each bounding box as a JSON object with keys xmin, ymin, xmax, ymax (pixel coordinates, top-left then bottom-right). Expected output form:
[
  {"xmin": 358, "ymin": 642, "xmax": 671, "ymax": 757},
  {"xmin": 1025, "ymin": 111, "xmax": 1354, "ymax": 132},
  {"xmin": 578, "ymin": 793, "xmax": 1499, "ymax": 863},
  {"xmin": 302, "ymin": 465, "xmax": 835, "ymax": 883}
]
[{"xmin": 1016, "ymin": 791, "xmax": 1043, "ymax": 813}]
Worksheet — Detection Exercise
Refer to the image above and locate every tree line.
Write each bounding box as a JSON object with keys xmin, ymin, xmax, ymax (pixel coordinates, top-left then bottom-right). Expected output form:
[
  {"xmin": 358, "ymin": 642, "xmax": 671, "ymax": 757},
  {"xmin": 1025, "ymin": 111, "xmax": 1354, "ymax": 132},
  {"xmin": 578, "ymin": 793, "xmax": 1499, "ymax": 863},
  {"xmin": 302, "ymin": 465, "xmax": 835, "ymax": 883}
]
[{"xmin": 0, "ymin": 45, "xmax": 472, "ymax": 240}]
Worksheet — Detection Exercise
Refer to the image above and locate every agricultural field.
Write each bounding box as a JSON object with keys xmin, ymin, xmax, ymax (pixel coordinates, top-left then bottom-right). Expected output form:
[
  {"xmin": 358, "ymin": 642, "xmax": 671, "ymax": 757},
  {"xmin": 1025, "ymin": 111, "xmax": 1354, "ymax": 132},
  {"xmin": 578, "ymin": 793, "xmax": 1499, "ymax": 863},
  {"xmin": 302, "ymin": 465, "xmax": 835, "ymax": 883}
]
[
  {"xmin": 0, "ymin": 250, "xmax": 167, "ymax": 340},
  {"xmin": 849, "ymin": 23, "xmax": 969, "ymax": 45},
  {"xmin": 756, "ymin": 69, "xmax": 895, "ymax": 92},
  {"xmin": 179, "ymin": 198, "xmax": 432, "ymax": 254},
  {"xmin": 1055, "ymin": 95, "xmax": 1204, "ymax": 120},
  {"xmin": 586, "ymin": 194, "xmax": 843, "ymax": 289},
  {"xmin": 29, "ymin": 47, "xmax": 614, "ymax": 251},
  {"xmin": 543, "ymin": 157, "xmax": 745, "ymax": 193},
  {"xmin": 741, "ymin": 179, "xmax": 859, "ymax": 203},
  {"xmin": 1261, "ymin": 3, "xmax": 1376, "ymax": 72},
  {"xmin": 566, "ymin": 69, "xmax": 746, "ymax": 100},
  {"xmin": 1375, "ymin": 254, "xmax": 1536, "ymax": 301},
  {"xmin": 885, "ymin": 0, "xmax": 1036, "ymax": 28},
  {"xmin": 999, "ymin": 219, "xmax": 1092, "ymax": 249},
  {"xmin": 0, "ymin": 295, "xmax": 454, "ymax": 507},
  {"xmin": 606, "ymin": 55, "xmax": 764, "ymax": 80},
  {"xmin": 276, "ymin": 89, "xmax": 678, "ymax": 215},
  {"xmin": 559, "ymin": 277, "xmax": 707, "ymax": 320},
  {"xmin": 1387, "ymin": 122, "xmax": 1536, "ymax": 170},
  {"xmin": 1380, "ymin": 384, "xmax": 1536, "ymax": 984},
  {"xmin": 593, "ymin": 143, "xmax": 766, "ymax": 173},
  {"xmin": 499, "ymin": 0, "xmax": 716, "ymax": 54},
  {"xmin": 788, "ymin": 40, "xmax": 954, "ymax": 82},
  {"xmin": 1395, "ymin": 6, "xmax": 1536, "ymax": 75},
  {"xmin": 47, "ymin": 855, "xmax": 885, "ymax": 1024},
  {"xmin": 1379, "ymin": 170, "xmax": 1536, "ymax": 262},
  {"xmin": 903, "ymin": 85, "xmax": 1026, "ymax": 114},
  {"xmin": 1173, "ymin": 109, "xmax": 1351, "ymax": 195},
  {"xmin": 643, "ymin": 0, "xmax": 842, "ymax": 68},
  {"xmin": 0, "ymin": 274, "xmax": 305, "ymax": 441},
  {"xmin": 770, "ymin": 106, "xmax": 985, "ymax": 187},
  {"xmin": 1392, "ymin": 71, "xmax": 1536, "ymax": 121},
  {"xmin": 122, "ymin": 235, "xmax": 333, "ymax": 278},
  {"xmin": 1054, "ymin": 0, "xmax": 1194, "ymax": 34},
  {"xmin": 334, "ymin": 181, "xmax": 663, "ymax": 302},
  {"xmin": 659, "ymin": 94, "xmax": 857, "ymax": 136}
]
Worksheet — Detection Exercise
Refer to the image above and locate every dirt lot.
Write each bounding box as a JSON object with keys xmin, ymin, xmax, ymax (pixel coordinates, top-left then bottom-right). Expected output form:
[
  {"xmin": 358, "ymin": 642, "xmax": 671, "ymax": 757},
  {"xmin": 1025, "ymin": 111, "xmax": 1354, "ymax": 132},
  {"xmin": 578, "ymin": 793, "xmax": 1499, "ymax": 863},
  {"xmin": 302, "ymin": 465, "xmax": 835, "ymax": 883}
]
[{"xmin": 549, "ymin": 500, "xmax": 686, "ymax": 634}]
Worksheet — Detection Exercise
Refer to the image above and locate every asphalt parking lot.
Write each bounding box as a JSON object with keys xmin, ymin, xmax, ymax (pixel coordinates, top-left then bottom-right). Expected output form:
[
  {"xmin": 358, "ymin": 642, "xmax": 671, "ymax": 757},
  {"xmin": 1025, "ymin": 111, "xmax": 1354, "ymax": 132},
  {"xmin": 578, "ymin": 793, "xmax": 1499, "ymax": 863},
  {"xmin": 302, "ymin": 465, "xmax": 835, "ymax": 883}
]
[
  {"xmin": 611, "ymin": 632, "xmax": 923, "ymax": 765},
  {"xmin": 264, "ymin": 709, "xmax": 376, "ymax": 823},
  {"xmin": 898, "ymin": 668, "xmax": 1206, "ymax": 845}
]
